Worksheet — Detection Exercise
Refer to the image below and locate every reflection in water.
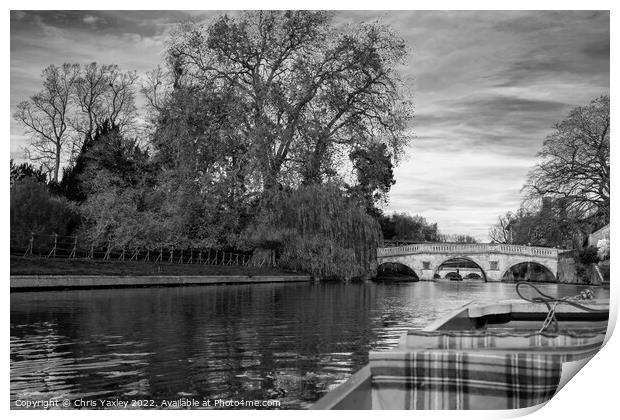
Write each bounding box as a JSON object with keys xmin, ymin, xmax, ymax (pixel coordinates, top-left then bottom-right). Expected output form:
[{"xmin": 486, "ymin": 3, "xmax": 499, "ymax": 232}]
[{"xmin": 11, "ymin": 282, "xmax": 608, "ymax": 409}]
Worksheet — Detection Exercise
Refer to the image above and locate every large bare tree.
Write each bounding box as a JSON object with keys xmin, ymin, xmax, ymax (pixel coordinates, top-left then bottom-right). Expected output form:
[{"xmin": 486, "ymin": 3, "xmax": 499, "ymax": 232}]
[
  {"xmin": 14, "ymin": 64, "xmax": 80, "ymax": 183},
  {"xmin": 524, "ymin": 95, "xmax": 610, "ymax": 223}
]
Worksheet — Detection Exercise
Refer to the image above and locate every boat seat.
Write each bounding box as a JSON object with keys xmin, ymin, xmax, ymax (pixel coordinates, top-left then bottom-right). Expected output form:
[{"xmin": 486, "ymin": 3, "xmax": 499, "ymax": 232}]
[
  {"xmin": 398, "ymin": 329, "xmax": 606, "ymax": 358},
  {"xmin": 370, "ymin": 330, "xmax": 605, "ymax": 410}
]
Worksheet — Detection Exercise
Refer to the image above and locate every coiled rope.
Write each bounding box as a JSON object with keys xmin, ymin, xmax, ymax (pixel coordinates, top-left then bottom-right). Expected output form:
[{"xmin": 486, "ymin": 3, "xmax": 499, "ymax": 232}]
[{"xmin": 515, "ymin": 282, "xmax": 605, "ymax": 333}]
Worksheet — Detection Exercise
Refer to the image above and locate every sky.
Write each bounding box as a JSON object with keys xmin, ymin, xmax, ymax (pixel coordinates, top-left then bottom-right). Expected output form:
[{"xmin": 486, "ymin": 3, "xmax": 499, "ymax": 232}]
[{"xmin": 9, "ymin": 10, "xmax": 610, "ymax": 241}]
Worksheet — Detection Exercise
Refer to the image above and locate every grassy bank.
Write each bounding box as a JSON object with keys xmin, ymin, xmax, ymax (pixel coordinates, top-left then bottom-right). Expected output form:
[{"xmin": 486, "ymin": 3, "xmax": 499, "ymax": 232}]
[{"xmin": 10, "ymin": 256, "xmax": 301, "ymax": 277}]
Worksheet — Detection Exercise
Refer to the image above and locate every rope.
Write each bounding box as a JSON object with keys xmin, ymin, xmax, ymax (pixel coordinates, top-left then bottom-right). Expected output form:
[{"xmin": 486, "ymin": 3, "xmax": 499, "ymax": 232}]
[{"xmin": 515, "ymin": 282, "xmax": 606, "ymax": 333}]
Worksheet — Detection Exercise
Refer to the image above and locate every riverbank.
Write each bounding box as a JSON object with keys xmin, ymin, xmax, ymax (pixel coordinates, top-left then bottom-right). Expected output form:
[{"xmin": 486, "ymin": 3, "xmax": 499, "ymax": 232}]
[
  {"xmin": 11, "ymin": 256, "xmax": 301, "ymax": 276},
  {"xmin": 10, "ymin": 274, "xmax": 312, "ymax": 291},
  {"xmin": 10, "ymin": 256, "xmax": 311, "ymax": 291}
]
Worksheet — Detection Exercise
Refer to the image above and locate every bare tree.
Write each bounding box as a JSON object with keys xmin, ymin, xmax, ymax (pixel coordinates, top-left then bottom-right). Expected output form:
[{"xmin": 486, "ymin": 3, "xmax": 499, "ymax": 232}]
[
  {"xmin": 488, "ymin": 212, "xmax": 515, "ymax": 244},
  {"xmin": 14, "ymin": 64, "xmax": 80, "ymax": 183},
  {"xmin": 141, "ymin": 66, "xmax": 172, "ymax": 115},
  {"xmin": 72, "ymin": 63, "xmax": 138, "ymax": 148},
  {"xmin": 72, "ymin": 63, "xmax": 109, "ymax": 143},
  {"xmin": 15, "ymin": 62, "xmax": 139, "ymax": 178},
  {"xmin": 524, "ymin": 95, "xmax": 610, "ymax": 223},
  {"xmin": 104, "ymin": 68, "xmax": 139, "ymax": 131}
]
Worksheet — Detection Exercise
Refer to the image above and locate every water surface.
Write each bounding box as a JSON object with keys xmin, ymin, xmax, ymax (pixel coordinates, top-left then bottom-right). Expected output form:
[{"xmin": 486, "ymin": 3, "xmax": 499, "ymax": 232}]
[{"xmin": 11, "ymin": 281, "xmax": 608, "ymax": 409}]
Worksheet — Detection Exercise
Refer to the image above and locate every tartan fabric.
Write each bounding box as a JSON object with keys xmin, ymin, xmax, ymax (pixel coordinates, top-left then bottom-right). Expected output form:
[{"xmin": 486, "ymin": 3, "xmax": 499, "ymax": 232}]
[
  {"xmin": 398, "ymin": 330, "xmax": 606, "ymax": 361},
  {"xmin": 370, "ymin": 350, "xmax": 563, "ymax": 410}
]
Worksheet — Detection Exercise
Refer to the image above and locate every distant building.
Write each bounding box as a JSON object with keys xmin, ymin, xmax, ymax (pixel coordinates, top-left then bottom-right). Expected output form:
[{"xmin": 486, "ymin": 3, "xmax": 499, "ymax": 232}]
[{"xmin": 588, "ymin": 224, "xmax": 610, "ymax": 247}]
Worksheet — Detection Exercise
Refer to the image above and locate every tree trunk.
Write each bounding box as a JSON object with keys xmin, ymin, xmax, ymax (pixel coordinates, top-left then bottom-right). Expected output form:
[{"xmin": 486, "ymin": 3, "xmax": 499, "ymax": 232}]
[
  {"xmin": 303, "ymin": 139, "xmax": 327, "ymax": 185},
  {"xmin": 53, "ymin": 143, "xmax": 61, "ymax": 183}
]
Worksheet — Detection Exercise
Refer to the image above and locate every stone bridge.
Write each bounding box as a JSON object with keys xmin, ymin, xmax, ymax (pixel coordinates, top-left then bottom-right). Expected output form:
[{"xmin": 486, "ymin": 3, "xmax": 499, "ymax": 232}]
[{"xmin": 376, "ymin": 243, "xmax": 560, "ymax": 282}]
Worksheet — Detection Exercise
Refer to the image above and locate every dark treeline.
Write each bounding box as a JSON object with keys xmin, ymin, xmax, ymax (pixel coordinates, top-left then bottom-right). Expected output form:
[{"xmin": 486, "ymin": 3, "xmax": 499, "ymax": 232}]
[
  {"xmin": 379, "ymin": 213, "xmax": 477, "ymax": 243},
  {"xmin": 489, "ymin": 96, "xmax": 610, "ymax": 253},
  {"xmin": 11, "ymin": 11, "xmax": 416, "ymax": 280}
]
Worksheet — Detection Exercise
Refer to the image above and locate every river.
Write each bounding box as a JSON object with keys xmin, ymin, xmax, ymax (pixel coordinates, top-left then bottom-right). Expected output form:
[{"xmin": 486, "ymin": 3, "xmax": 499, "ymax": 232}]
[{"xmin": 10, "ymin": 281, "xmax": 609, "ymax": 409}]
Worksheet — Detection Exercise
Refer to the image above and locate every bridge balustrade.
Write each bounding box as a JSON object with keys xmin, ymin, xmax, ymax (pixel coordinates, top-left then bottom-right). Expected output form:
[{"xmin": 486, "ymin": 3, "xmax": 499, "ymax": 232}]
[{"xmin": 377, "ymin": 243, "xmax": 559, "ymax": 258}]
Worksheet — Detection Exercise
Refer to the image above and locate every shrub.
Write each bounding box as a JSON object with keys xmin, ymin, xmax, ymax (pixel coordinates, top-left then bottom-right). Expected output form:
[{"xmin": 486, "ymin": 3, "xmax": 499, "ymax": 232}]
[
  {"xmin": 10, "ymin": 160, "xmax": 47, "ymax": 185},
  {"xmin": 10, "ymin": 178, "xmax": 79, "ymax": 237},
  {"xmin": 575, "ymin": 264, "xmax": 592, "ymax": 284},
  {"xmin": 578, "ymin": 246, "xmax": 600, "ymax": 265}
]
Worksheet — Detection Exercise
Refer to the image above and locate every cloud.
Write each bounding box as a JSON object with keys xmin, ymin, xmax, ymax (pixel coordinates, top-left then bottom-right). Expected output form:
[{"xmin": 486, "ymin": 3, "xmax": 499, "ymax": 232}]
[
  {"xmin": 352, "ymin": 11, "xmax": 609, "ymax": 241},
  {"xmin": 12, "ymin": 11, "xmax": 26, "ymax": 20},
  {"xmin": 82, "ymin": 15, "xmax": 100, "ymax": 25}
]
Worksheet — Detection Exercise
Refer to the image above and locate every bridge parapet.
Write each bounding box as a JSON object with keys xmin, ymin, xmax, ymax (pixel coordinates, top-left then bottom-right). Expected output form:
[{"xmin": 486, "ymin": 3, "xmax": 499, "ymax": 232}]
[{"xmin": 377, "ymin": 243, "xmax": 560, "ymax": 258}]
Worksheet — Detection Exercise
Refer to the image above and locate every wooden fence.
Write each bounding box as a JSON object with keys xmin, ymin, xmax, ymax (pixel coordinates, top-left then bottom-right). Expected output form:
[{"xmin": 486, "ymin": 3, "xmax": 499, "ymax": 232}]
[{"xmin": 10, "ymin": 231, "xmax": 271, "ymax": 267}]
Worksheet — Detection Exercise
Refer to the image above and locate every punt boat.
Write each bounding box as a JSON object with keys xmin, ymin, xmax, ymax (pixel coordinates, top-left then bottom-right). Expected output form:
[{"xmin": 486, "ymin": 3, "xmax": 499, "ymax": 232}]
[{"xmin": 312, "ymin": 284, "xmax": 608, "ymax": 410}]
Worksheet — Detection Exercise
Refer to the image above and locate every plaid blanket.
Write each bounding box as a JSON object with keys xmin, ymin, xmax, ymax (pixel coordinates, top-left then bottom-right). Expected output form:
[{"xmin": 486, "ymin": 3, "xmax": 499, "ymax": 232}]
[
  {"xmin": 370, "ymin": 351, "xmax": 562, "ymax": 410},
  {"xmin": 398, "ymin": 330, "xmax": 606, "ymax": 361},
  {"xmin": 370, "ymin": 331, "xmax": 605, "ymax": 410}
]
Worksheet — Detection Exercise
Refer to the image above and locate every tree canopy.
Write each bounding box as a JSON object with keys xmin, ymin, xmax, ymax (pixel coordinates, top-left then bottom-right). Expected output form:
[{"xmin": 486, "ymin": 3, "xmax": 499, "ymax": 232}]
[{"xmin": 153, "ymin": 11, "xmax": 412, "ymax": 191}]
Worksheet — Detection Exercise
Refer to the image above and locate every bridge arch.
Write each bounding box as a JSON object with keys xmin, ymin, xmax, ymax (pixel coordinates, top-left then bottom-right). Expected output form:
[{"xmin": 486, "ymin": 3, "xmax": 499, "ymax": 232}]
[
  {"xmin": 435, "ymin": 256, "xmax": 487, "ymax": 282},
  {"xmin": 501, "ymin": 261, "xmax": 556, "ymax": 283},
  {"xmin": 376, "ymin": 261, "xmax": 419, "ymax": 281}
]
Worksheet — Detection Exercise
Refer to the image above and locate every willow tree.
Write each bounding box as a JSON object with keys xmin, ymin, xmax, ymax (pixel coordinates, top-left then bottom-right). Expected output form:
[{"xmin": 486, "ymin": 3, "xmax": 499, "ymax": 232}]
[
  {"xmin": 161, "ymin": 11, "xmax": 412, "ymax": 190},
  {"xmin": 245, "ymin": 184, "xmax": 383, "ymax": 280}
]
